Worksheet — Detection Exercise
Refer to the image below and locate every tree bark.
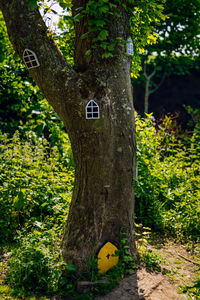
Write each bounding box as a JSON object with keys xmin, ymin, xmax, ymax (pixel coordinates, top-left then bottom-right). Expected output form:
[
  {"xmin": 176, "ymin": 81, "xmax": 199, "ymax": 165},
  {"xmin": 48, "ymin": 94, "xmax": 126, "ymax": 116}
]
[
  {"xmin": 0, "ymin": 0, "xmax": 137, "ymax": 271},
  {"xmin": 144, "ymin": 77, "xmax": 150, "ymax": 114},
  {"xmin": 62, "ymin": 59, "xmax": 137, "ymax": 269}
]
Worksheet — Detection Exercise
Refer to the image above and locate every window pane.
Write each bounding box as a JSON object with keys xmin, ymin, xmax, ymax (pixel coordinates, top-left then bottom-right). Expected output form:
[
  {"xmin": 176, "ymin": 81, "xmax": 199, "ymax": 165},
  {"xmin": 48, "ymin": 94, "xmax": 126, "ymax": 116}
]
[
  {"xmin": 93, "ymin": 113, "xmax": 99, "ymax": 118},
  {"xmin": 87, "ymin": 107, "xmax": 92, "ymax": 112},
  {"xmin": 32, "ymin": 61, "xmax": 37, "ymax": 66},
  {"xmin": 93, "ymin": 107, "xmax": 98, "ymax": 112}
]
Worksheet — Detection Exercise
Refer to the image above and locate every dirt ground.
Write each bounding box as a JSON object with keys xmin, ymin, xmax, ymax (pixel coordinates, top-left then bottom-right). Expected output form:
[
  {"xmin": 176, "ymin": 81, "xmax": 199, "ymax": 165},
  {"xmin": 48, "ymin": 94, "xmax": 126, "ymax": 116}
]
[
  {"xmin": 97, "ymin": 268, "xmax": 185, "ymax": 300},
  {"xmin": 98, "ymin": 240, "xmax": 199, "ymax": 300},
  {"xmin": 0, "ymin": 240, "xmax": 199, "ymax": 300}
]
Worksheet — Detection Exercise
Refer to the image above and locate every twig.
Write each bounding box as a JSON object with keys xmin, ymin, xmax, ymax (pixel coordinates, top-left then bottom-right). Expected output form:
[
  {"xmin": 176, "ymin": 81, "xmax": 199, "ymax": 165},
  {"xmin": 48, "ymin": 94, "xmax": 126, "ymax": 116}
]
[
  {"xmin": 178, "ymin": 254, "xmax": 200, "ymax": 266},
  {"xmin": 150, "ymin": 67, "xmax": 167, "ymax": 94}
]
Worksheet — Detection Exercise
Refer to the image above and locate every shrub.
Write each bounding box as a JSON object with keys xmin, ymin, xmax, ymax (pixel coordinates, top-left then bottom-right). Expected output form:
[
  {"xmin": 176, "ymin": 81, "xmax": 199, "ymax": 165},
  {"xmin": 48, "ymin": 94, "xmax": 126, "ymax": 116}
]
[
  {"xmin": 135, "ymin": 113, "xmax": 200, "ymax": 241},
  {"xmin": 0, "ymin": 131, "xmax": 74, "ymax": 244},
  {"xmin": 6, "ymin": 228, "xmax": 70, "ymax": 296}
]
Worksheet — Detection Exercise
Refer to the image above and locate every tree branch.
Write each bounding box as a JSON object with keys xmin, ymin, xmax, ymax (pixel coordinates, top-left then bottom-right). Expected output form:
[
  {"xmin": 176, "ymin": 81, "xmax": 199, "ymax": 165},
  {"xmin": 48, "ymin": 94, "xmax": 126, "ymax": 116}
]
[
  {"xmin": 0, "ymin": 0, "xmax": 78, "ymax": 120},
  {"xmin": 144, "ymin": 63, "xmax": 156, "ymax": 80},
  {"xmin": 150, "ymin": 68, "xmax": 166, "ymax": 94}
]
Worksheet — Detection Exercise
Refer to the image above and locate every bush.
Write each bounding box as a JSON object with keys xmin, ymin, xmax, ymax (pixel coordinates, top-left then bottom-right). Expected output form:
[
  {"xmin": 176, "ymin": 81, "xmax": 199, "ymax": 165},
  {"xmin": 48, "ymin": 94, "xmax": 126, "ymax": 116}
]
[
  {"xmin": 135, "ymin": 113, "xmax": 200, "ymax": 241},
  {"xmin": 0, "ymin": 131, "xmax": 74, "ymax": 244},
  {"xmin": 6, "ymin": 227, "xmax": 71, "ymax": 296}
]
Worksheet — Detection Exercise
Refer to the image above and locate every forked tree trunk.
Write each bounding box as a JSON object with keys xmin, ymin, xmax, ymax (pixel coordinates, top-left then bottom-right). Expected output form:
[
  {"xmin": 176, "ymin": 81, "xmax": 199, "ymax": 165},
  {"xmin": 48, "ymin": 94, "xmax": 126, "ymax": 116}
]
[{"xmin": 0, "ymin": 0, "xmax": 137, "ymax": 271}]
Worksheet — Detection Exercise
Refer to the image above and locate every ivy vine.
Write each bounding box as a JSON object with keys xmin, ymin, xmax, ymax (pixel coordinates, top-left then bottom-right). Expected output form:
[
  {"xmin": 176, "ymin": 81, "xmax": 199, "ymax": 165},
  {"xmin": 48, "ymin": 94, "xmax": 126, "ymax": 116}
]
[
  {"xmin": 28, "ymin": 0, "xmax": 166, "ymax": 73},
  {"xmin": 71, "ymin": 0, "xmax": 165, "ymax": 62},
  {"xmin": 74, "ymin": 0, "xmax": 133, "ymax": 58}
]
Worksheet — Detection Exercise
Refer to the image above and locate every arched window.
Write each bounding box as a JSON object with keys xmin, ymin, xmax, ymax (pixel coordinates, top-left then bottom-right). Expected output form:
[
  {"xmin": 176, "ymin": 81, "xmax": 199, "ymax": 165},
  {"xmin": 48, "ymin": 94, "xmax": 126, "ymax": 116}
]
[
  {"xmin": 86, "ymin": 100, "xmax": 100, "ymax": 119},
  {"xmin": 127, "ymin": 37, "xmax": 133, "ymax": 56},
  {"xmin": 23, "ymin": 49, "xmax": 40, "ymax": 69}
]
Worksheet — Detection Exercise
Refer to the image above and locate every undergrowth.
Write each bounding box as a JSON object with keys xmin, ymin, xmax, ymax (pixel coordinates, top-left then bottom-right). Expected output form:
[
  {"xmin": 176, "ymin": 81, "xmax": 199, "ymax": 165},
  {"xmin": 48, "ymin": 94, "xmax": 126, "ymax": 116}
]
[
  {"xmin": 3, "ymin": 230, "xmax": 137, "ymax": 299},
  {"xmin": 0, "ymin": 131, "xmax": 73, "ymax": 245},
  {"xmin": 135, "ymin": 112, "xmax": 200, "ymax": 242}
]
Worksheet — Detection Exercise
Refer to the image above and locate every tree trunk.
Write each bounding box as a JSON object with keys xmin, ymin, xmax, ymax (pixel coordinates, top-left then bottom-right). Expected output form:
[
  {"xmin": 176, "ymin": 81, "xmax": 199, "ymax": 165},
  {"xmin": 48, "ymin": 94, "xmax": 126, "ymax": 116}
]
[
  {"xmin": 144, "ymin": 64, "xmax": 156, "ymax": 114},
  {"xmin": 0, "ymin": 0, "xmax": 137, "ymax": 271},
  {"xmin": 144, "ymin": 78, "xmax": 150, "ymax": 114},
  {"xmin": 62, "ymin": 59, "xmax": 137, "ymax": 270}
]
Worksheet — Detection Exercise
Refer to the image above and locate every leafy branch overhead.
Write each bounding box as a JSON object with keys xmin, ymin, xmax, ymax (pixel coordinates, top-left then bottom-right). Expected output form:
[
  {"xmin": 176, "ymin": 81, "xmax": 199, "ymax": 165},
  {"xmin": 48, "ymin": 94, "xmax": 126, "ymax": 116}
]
[
  {"xmin": 73, "ymin": 0, "xmax": 166, "ymax": 59},
  {"xmin": 29, "ymin": 0, "xmax": 166, "ymax": 63}
]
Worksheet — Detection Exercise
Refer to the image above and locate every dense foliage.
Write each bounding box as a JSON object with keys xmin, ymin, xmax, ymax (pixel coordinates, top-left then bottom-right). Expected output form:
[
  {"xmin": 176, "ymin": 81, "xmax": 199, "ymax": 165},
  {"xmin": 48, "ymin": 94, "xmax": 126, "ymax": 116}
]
[
  {"xmin": 0, "ymin": 131, "xmax": 74, "ymax": 245},
  {"xmin": 135, "ymin": 113, "xmax": 200, "ymax": 241},
  {"xmin": 149, "ymin": 0, "xmax": 200, "ymax": 57},
  {"xmin": 132, "ymin": 0, "xmax": 200, "ymax": 113},
  {"xmin": 1, "ymin": 106, "xmax": 199, "ymax": 244},
  {"xmin": 35, "ymin": 0, "xmax": 165, "ymax": 72}
]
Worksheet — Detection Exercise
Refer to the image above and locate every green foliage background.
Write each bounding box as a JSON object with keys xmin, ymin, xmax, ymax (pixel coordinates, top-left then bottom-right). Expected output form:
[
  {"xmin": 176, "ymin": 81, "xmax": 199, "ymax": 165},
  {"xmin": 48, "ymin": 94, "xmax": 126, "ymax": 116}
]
[
  {"xmin": 135, "ymin": 113, "xmax": 200, "ymax": 241},
  {"xmin": 0, "ymin": 131, "xmax": 73, "ymax": 244}
]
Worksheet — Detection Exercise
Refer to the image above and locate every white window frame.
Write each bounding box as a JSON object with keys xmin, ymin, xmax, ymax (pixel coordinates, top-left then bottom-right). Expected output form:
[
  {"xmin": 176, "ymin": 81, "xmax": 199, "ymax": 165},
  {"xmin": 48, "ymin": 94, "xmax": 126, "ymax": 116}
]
[
  {"xmin": 23, "ymin": 49, "xmax": 40, "ymax": 69},
  {"xmin": 127, "ymin": 37, "xmax": 133, "ymax": 56},
  {"xmin": 86, "ymin": 100, "xmax": 100, "ymax": 119}
]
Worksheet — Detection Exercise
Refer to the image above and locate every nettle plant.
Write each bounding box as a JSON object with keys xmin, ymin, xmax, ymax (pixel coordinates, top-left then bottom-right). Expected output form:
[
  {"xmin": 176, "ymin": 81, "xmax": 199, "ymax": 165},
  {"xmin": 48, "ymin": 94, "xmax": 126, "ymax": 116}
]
[{"xmin": 134, "ymin": 113, "xmax": 200, "ymax": 241}]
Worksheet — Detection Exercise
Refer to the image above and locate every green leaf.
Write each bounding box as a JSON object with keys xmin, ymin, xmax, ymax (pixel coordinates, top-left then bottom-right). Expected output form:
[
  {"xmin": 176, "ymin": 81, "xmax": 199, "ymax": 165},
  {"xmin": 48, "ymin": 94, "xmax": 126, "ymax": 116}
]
[
  {"xmin": 102, "ymin": 52, "xmax": 113, "ymax": 58},
  {"xmin": 107, "ymin": 44, "xmax": 115, "ymax": 51},
  {"xmin": 85, "ymin": 50, "xmax": 92, "ymax": 56},
  {"xmin": 99, "ymin": 5, "xmax": 109, "ymax": 14},
  {"xmin": 94, "ymin": 19, "xmax": 106, "ymax": 27},
  {"xmin": 66, "ymin": 263, "xmax": 77, "ymax": 272},
  {"xmin": 97, "ymin": 30, "xmax": 108, "ymax": 41},
  {"xmin": 13, "ymin": 191, "xmax": 26, "ymax": 210},
  {"xmin": 34, "ymin": 221, "xmax": 44, "ymax": 228},
  {"xmin": 58, "ymin": 0, "xmax": 72, "ymax": 9},
  {"xmin": 81, "ymin": 32, "xmax": 89, "ymax": 39},
  {"xmin": 73, "ymin": 13, "xmax": 83, "ymax": 22},
  {"xmin": 28, "ymin": 0, "xmax": 37, "ymax": 10}
]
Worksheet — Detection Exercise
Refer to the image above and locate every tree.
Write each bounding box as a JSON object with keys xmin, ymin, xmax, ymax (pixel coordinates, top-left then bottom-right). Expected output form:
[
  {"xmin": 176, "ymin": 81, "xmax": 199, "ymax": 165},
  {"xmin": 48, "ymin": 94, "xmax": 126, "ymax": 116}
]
[
  {"xmin": 0, "ymin": 0, "xmax": 163, "ymax": 271},
  {"xmin": 152, "ymin": 0, "xmax": 200, "ymax": 57},
  {"xmin": 135, "ymin": 0, "xmax": 200, "ymax": 114}
]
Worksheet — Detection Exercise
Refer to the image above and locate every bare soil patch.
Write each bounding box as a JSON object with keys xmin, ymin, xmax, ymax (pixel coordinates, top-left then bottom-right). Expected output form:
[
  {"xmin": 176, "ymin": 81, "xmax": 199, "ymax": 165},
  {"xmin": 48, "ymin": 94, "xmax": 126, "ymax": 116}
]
[
  {"xmin": 97, "ymin": 268, "xmax": 185, "ymax": 300},
  {"xmin": 98, "ymin": 240, "xmax": 199, "ymax": 300}
]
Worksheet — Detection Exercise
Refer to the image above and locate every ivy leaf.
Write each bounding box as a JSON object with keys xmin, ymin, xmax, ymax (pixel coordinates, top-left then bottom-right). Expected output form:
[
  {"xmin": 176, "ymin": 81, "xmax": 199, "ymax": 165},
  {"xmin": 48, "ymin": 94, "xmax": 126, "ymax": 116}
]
[
  {"xmin": 108, "ymin": 43, "xmax": 115, "ymax": 51},
  {"xmin": 102, "ymin": 52, "xmax": 113, "ymax": 58},
  {"xmin": 99, "ymin": 5, "xmax": 109, "ymax": 14},
  {"xmin": 97, "ymin": 30, "xmax": 108, "ymax": 41},
  {"xmin": 66, "ymin": 263, "xmax": 77, "ymax": 272},
  {"xmin": 28, "ymin": 0, "xmax": 38, "ymax": 10},
  {"xmin": 73, "ymin": 13, "xmax": 84, "ymax": 22},
  {"xmin": 85, "ymin": 50, "xmax": 92, "ymax": 56},
  {"xmin": 81, "ymin": 32, "xmax": 89, "ymax": 39},
  {"xmin": 88, "ymin": 19, "xmax": 106, "ymax": 27}
]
